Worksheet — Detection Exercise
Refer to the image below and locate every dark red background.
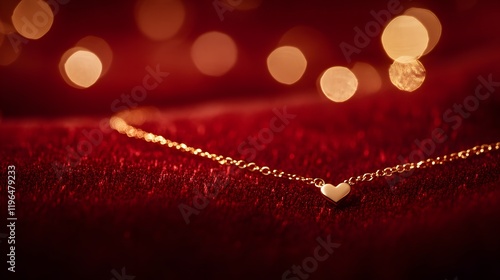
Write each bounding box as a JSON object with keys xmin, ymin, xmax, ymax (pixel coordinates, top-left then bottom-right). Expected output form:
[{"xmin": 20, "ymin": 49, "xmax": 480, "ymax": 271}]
[{"xmin": 1, "ymin": 0, "xmax": 500, "ymax": 279}]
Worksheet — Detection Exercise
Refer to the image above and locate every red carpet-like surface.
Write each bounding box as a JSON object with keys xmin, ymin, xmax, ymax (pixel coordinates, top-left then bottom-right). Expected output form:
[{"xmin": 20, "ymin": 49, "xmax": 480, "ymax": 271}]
[{"xmin": 2, "ymin": 81, "xmax": 500, "ymax": 279}]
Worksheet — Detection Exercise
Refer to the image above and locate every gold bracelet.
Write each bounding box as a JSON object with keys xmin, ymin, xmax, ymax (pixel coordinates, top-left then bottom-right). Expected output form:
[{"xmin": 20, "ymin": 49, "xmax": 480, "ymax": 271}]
[{"xmin": 110, "ymin": 107, "xmax": 500, "ymax": 204}]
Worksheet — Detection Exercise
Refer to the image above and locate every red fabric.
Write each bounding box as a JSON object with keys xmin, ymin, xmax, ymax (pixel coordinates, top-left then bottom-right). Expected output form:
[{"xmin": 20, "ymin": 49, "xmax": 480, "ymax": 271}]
[{"xmin": 2, "ymin": 82, "xmax": 500, "ymax": 279}]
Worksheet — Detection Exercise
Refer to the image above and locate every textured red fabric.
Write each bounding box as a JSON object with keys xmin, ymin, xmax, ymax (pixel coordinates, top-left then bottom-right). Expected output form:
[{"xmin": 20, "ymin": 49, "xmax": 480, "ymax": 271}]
[{"xmin": 2, "ymin": 80, "xmax": 500, "ymax": 279}]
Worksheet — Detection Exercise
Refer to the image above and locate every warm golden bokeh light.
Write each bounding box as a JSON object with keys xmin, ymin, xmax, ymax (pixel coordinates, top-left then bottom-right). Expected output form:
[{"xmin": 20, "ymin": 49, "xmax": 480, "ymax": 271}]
[
  {"xmin": 351, "ymin": 62, "xmax": 382, "ymax": 94},
  {"xmin": 404, "ymin": 8, "xmax": 442, "ymax": 55},
  {"xmin": 59, "ymin": 47, "xmax": 85, "ymax": 88},
  {"xmin": 191, "ymin": 31, "xmax": 238, "ymax": 77},
  {"xmin": 135, "ymin": 0, "xmax": 185, "ymax": 41},
  {"xmin": 61, "ymin": 49, "xmax": 103, "ymax": 88},
  {"xmin": 267, "ymin": 46, "xmax": 307, "ymax": 85},
  {"xmin": 12, "ymin": 0, "xmax": 54, "ymax": 40},
  {"xmin": 320, "ymin": 66, "xmax": 358, "ymax": 102},
  {"xmin": 389, "ymin": 58, "xmax": 426, "ymax": 92},
  {"xmin": 76, "ymin": 36, "xmax": 113, "ymax": 76},
  {"xmin": 382, "ymin": 15, "xmax": 429, "ymax": 62}
]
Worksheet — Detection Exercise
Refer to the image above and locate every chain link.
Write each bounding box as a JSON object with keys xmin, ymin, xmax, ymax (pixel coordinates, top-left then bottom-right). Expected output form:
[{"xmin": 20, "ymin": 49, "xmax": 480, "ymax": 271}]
[
  {"xmin": 111, "ymin": 110, "xmax": 500, "ymax": 189},
  {"xmin": 343, "ymin": 142, "xmax": 500, "ymax": 185},
  {"xmin": 110, "ymin": 112, "xmax": 323, "ymax": 187}
]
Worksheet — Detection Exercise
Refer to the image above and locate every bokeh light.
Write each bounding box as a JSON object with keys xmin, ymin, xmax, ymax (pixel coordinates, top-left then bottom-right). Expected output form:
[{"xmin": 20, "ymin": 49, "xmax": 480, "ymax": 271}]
[
  {"xmin": 267, "ymin": 46, "xmax": 307, "ymax": 85},
  {"xmin": 320, "ymin": 66, "xmax": 358, "ymax": 102},
  {"xmin": 59, "ymin": 48, "xmax": 82, "ymax": 88},
  {"xmin": 191, "ymin": 31, "xmax": 238, "ymax": 77},
  {"xmin": 12, "ymin": 0, "xmax": 54, "ymax": 40},
  {"xmin": 135, "ymin": 0, "xmax": 185, "ymax": 41},
  {"xmin": 382, "ymin": 15, "xmax": 429, "ymax": 62},
  {"xmin": 76, "ymin": 36, "xmax": 113, "ymax": 76},
  {"xmin": 60, "ymin": 48, "xmax": 102, "ymax": 88},
  {"xmin": 404, "ymin": 8, "xmax": 442, "ymax": 55},
  {"xmin": 351, "ymin": 62, "xmax": 382, "ymax": 94},
  {"xmin": 389, "ymin": 58, "xmax": 426, "ymax": 92}
]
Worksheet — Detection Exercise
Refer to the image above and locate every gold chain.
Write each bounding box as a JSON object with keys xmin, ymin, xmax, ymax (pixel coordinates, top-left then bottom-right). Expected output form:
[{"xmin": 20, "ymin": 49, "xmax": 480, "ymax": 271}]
[
  {"xmin": 110, "ymin": 110, "xmax": 324, "ymax": 187},
  {"xmin": 110, "ymin": 109, "xmax": 500, "ymax": 202},
  {"xmin": 343, "ymin": 142, "xmax": 500, "ymax": 185}
]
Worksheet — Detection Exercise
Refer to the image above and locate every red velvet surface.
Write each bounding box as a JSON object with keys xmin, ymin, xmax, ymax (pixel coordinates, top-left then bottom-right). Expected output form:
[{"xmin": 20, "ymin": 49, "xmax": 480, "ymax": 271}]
[{"xmin": 2, "ymin": 81, "xmax": 500, "ymax": 279}]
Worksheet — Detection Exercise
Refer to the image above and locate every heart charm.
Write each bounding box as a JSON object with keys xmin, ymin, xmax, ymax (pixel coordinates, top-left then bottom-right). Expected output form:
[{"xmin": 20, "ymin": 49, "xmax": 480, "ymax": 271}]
[{"xmin": 320, "ymin": 183, "xmax": 351, "ymax": 203}]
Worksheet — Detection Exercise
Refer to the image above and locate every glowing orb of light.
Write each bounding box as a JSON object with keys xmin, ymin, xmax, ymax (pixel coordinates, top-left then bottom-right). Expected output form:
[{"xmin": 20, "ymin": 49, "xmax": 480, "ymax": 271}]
[
  {"xmin": 62, "ymin": 50, "xmax": 103, "ymax": 88},
  {"xmin": 135, "ymin": 0, "xmax": 186, "ymax": 41},
  {"xmin": 382, "ymin": 15, "xmax": 429, "ymax": 62},
  {"xmin": 320, "ymin": 66, "xmax": 358, "ymax": 102},
  {"xmin": 12, "ymin": 0, "xmax": 54, "ymax": 40},
  {"xmin": 404, "ymin": 8, "xmax": 442, "ymax": 55},
  {"xmin": 388, "ymin": 58, "xmax": 426, "ymax": 92},
  {"xmin": 267, "ymin": 46, "xmax": 307, "ymax": 85},
  {"xmin": 76, "ymin": 36, "xmax": 113, "ymax": 76},
  {"xmin": 190, "ymin": 31, "xmax": 238, "ymax": 77}
]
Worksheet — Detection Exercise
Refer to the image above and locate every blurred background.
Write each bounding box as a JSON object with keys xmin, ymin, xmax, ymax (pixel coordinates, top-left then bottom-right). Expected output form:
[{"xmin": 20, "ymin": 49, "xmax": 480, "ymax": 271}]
[{"xmin": 0, "ymin": 0, "xmax": 499, "ymax": 117}]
